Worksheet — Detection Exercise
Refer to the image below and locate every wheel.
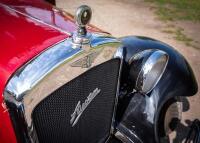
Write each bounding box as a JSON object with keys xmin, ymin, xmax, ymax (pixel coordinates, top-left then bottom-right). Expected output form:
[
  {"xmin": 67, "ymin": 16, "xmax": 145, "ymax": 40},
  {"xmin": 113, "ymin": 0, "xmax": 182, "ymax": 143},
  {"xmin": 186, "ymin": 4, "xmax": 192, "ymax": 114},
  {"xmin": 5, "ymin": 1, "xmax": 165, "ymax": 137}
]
[{"xmin": 158, "ymin": 97, "xmax": 182, "ymax": 140}]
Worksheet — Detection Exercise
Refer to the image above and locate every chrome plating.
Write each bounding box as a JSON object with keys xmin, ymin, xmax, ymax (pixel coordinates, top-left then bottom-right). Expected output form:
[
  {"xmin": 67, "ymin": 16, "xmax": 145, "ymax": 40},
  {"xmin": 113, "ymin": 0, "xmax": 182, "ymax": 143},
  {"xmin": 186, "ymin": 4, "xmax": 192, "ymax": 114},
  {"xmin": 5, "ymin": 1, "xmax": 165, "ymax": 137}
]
[
  {"xmin": 4, "ymin": 32, "xmax": 122, "ymax": 143},
  {"xmin": 115, "ymin": 131, "xmax": 134, "ymax": 143},
  {"xmin": 72, "ymin": 5, "xmax": 92, "ymax": 45},
  {"xmin": 4, "ymin": 4, "xmax": 123, "ymax": 142},
  {"xmin": 139, "ymin": 50, "xmax": 168, "ymax": 93},
  {"xmin": 129, "ymin": 49, "xmax": 168, "ymax": 94},
  {"xmin": 75, "ymin": 5, "xmax": 92, "ymax": 27}
]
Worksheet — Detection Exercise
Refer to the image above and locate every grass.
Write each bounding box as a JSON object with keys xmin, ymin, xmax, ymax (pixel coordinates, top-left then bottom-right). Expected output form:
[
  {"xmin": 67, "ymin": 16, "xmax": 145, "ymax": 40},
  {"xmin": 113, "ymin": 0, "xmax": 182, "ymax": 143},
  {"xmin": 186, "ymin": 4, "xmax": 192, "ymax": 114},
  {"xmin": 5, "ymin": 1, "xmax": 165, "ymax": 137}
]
[
  {"xmin": 174, "ymin": 28, "xmax": 192, "ymax": 42},
  {"xmin": 162, "ymin": 27, "xmax": 192, "ymax": 42},
  {"xmin": 145, "ymin": 0, "xmax": 200, "ymax": 22},
  {"xmin": 145, "ymin": 0, "xmax": 200, "ymax": 49},
  {"xmin": 162, "ymin": 26, "xmax": 199, "ymax": 49}
]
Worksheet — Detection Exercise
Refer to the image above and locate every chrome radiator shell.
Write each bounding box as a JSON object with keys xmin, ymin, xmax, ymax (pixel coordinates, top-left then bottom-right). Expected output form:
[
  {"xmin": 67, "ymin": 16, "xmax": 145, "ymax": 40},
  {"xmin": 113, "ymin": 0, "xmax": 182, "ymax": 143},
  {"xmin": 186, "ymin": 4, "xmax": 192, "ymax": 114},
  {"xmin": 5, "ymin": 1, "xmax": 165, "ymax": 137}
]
[{"xmin": 4, "ymin": 33, "xmax": 123, "ymax": 143}]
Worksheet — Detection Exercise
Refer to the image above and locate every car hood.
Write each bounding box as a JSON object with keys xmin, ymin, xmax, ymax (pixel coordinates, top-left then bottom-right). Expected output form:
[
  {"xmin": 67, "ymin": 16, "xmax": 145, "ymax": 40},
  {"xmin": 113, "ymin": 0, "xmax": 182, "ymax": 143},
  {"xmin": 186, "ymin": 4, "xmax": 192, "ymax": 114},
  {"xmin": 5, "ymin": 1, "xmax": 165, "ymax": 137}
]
[
  {"xmin": 0, "ymin": 1, "xmax": 69, "ymax": 142},
  {"xmin": 0, "ymin": 0, "xmax": 106, "ymax": 88},
  {"xmin": 0, "ymin": 1, "xmax": 107, "ymax": 142},
  {"xmin": 0, "ymin": 2, "xmax": 68, "ymax": 90}
]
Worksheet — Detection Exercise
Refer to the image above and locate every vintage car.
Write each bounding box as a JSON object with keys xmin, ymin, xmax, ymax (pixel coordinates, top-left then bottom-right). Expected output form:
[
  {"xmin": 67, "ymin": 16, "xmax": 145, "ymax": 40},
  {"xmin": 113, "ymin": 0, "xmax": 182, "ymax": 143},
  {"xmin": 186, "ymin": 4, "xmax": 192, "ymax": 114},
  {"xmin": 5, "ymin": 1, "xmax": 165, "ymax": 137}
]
[{"xmin": 0, "ymin": 0, "xmax": 198, "ymax": 143}]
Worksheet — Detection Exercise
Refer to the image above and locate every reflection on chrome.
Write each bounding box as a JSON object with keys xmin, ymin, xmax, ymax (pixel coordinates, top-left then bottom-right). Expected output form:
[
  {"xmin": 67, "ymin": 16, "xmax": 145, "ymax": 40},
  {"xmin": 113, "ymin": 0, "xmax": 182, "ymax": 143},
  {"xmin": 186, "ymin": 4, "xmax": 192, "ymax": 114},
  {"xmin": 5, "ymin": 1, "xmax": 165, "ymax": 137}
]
[
  {"xmin": 4, "ymin": 32, "xmax": 122, "ymax": 143},
  {"xmin": 129, "ymin": 49, "xmax": 168, "ymax": 94}
]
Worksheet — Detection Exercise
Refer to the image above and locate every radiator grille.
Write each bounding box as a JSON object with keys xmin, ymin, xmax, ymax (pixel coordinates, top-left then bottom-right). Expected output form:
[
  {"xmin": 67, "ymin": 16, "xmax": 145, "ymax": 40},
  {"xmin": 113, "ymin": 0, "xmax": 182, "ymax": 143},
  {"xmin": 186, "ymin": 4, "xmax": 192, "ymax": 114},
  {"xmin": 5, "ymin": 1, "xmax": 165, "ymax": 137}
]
[{"xmin": 32, "ymin": 59, "xmax": 120, "ymax": 143}]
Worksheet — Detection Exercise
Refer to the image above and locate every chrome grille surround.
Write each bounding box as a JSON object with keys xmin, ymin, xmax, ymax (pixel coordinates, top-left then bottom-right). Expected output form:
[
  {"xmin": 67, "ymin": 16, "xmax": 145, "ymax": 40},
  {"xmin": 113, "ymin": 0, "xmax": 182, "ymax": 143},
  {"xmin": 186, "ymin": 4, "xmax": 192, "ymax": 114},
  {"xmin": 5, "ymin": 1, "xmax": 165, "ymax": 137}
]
[{"xmin": 3, "ymin": 33, "xmax": 123, "ymax": 143}]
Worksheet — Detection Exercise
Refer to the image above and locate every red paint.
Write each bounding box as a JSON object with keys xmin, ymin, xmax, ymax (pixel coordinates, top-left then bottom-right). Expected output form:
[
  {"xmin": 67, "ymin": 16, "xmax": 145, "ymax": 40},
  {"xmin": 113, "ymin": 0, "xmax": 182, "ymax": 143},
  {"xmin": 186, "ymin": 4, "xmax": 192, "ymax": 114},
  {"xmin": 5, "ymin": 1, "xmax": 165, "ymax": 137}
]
[
  {"xmin": 0, "ymin": 0, "xmax": 106, "ymax": 142},
  {"xmin": 0, "ymin": 2, "xmax": 68, "ymax": 143},
  {"xmin": 1, "ymin": 0, "xmax": 106, "ymax": 34}
]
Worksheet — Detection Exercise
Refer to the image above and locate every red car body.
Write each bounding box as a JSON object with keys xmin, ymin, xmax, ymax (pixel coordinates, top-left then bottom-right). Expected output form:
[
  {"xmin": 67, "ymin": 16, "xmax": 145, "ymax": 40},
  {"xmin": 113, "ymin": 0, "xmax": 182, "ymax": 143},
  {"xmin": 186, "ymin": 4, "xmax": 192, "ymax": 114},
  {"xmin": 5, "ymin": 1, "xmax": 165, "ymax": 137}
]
[
  {"xmin": 0, "ymin": 0, "xmax": 103, "ymax": 142},
  {"xmin": 0, "ymin": 0, "xmax": 198, "ymax": 143}
]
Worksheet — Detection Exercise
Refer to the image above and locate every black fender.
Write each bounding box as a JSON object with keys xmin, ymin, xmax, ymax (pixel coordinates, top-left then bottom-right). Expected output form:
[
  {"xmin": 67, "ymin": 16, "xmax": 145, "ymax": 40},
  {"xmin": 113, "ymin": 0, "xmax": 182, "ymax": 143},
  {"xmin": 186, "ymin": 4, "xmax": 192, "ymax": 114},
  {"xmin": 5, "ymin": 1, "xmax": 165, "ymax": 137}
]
[{"xmin": 115, "ymin": 36, "xmax": 198, "ymax": 143}]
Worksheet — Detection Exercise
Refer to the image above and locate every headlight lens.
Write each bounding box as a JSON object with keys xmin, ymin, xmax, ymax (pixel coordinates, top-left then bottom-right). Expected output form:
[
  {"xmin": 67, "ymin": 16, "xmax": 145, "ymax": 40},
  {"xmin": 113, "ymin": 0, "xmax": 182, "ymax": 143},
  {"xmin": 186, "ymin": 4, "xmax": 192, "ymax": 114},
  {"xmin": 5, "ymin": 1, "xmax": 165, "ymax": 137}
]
[{"xmin": 129, "ymin": 49, "xmax": 169, "ymax": 94}]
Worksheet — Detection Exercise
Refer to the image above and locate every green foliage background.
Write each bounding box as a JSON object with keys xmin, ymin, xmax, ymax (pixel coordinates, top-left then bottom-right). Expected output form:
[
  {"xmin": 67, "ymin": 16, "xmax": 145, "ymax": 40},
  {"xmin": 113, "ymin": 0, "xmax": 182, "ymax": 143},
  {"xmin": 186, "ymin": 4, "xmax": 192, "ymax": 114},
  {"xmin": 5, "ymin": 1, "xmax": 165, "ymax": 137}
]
[{"xmin": 146, "ymin": 0, "xmax": 200, "ymax": 22}]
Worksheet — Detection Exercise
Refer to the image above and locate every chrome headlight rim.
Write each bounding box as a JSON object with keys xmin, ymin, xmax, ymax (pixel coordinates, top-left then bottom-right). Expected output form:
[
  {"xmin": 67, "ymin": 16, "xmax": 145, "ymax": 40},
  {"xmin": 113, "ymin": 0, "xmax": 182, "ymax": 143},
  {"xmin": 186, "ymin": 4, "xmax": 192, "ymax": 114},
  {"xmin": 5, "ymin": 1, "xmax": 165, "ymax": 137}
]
[{"xmin": 129, "ymin": 49, "xmax": 169, "ymax": 94}]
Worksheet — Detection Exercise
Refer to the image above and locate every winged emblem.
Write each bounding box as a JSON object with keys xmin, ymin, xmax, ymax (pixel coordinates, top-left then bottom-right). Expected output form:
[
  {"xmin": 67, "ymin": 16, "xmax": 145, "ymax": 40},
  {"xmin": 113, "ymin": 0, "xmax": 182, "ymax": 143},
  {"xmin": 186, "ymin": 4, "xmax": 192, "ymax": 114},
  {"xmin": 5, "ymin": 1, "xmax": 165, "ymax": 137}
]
[{"xmin": 71, "ymin": 50, "xmax": 101, "ymax": 68}]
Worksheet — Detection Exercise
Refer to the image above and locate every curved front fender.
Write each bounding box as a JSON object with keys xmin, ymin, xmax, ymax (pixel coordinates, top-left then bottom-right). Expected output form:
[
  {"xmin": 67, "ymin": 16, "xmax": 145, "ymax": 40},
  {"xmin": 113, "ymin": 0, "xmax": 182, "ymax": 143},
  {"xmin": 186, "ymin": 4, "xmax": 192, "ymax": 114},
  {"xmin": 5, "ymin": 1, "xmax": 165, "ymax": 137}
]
[
  {"xmin": 121, "ymin": 36, "xmax": 197, "ymax": 97},
  {"xmin": 115, "ymin": 36, "xmax": 198, "ymax": 142}
]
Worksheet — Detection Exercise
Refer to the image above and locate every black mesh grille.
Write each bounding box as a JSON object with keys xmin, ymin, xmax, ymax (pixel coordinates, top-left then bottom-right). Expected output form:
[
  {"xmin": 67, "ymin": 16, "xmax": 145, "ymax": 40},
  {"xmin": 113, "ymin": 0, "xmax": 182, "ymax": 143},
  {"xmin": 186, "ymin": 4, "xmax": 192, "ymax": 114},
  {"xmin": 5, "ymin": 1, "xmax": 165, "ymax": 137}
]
[{"xmin": 32, "ymin": 59, "xmax": 120, "ymax": 143}]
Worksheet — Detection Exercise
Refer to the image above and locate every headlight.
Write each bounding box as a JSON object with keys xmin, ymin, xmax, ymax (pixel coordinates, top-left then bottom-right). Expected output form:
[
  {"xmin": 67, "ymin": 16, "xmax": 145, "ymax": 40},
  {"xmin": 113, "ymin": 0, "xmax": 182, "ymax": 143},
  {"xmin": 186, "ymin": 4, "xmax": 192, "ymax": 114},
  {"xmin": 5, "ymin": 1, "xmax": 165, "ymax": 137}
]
[{"xmin": 129, "ymin": 49, "xmax": 169, "ymax": 94}]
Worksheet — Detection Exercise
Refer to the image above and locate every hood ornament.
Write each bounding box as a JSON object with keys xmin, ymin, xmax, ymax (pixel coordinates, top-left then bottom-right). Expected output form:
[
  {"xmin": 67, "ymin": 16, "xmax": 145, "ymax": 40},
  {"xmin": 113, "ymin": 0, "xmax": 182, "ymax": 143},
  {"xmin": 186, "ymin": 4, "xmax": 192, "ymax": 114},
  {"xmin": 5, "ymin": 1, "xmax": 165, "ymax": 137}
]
[{"xmin": 72, "ymin": 5, "xmax": 92, "ymax": 45}]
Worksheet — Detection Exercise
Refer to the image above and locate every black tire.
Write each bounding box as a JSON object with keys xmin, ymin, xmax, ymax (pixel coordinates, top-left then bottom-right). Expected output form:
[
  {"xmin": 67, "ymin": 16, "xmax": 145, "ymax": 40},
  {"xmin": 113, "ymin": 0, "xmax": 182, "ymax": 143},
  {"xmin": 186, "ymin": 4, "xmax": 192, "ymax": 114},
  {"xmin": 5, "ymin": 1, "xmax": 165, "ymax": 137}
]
[{"xmin": 158, "ymin": 97, "xmax": 182, "ymax": 140}]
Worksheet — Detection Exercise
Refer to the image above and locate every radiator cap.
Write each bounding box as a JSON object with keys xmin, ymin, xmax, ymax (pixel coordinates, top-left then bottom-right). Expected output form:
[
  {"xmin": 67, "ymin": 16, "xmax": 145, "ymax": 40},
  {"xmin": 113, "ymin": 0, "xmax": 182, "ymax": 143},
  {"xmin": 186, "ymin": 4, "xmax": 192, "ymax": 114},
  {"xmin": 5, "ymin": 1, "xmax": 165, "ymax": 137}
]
[{"xmin": 73, "ymin": 5, "xmax": 92, "ymax": 44}]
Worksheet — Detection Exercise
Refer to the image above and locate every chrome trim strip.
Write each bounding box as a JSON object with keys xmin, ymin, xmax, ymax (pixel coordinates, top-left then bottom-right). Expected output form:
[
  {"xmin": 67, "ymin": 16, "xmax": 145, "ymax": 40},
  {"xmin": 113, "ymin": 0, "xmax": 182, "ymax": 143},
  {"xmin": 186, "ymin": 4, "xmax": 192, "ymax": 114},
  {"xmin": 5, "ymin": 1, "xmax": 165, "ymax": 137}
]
[
  {"xmin": 5, "ymin": 39, "xmax": 82, "ymax": 101},
  {"xmin": 115, "ymin": 123, "xmax": 143, "ymax": 143},
  {"xmin": 4, "ymin": 33, "xmax": 122, "ymax": 143},
  {"xmin": 115, "ymin": 131, "xmax": 134, "ymax": 143}
]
